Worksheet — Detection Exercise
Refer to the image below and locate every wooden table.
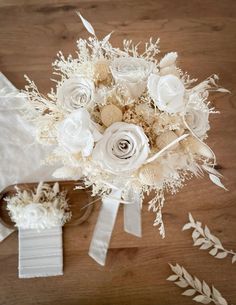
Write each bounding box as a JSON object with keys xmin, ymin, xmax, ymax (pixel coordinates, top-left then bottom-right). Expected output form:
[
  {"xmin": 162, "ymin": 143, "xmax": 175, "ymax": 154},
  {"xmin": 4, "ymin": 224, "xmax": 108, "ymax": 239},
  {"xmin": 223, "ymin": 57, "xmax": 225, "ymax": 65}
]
[{"xmin": 0, "ymin": 1, "xmax": 235, "ymax": 304}]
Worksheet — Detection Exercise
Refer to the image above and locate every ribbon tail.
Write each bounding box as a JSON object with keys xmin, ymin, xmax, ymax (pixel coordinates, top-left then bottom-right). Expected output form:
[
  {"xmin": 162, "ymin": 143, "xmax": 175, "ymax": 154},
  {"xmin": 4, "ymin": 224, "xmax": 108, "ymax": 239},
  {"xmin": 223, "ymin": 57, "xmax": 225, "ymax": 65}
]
[
  {"xmin": 89, "ymin": 189, "xmax": 121, "ymax": 266},
  {"xmin": 0, "ymin": 223, "xmax": 14, "ymax": 242},
  {"xmin": 124, "ymin": 188, "xmax": 142, "ymax": 237}
]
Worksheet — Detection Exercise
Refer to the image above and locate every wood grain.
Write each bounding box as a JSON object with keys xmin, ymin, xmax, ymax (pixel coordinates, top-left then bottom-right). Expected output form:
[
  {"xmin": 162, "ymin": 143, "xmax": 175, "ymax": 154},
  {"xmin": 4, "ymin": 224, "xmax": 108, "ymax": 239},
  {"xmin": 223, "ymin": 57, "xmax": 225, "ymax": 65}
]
[{"xmin": 0, "ymin": 1, "xmax": 235, "ymax": 304}]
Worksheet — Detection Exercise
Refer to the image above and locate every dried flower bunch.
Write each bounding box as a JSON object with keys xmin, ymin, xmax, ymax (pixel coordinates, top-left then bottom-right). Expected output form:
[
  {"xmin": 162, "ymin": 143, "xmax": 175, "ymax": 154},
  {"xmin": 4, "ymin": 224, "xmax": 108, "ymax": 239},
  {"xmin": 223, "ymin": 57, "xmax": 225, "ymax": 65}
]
[
  {"xmin": 23, "ymin": 13, "xmax": 228, "ymax": 236},
  {"xmin": 5, "ymin": 182, "xmax": 71, "ymax": 230}
]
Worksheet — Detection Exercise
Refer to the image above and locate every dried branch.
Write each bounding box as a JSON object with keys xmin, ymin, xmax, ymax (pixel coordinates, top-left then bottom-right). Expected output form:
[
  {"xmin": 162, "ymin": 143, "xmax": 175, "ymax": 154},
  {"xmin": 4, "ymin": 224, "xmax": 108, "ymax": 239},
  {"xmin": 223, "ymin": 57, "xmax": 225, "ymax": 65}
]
[
  {"xmin": 183, "ymin": 213, "xmax": 236, "ymax": 264},
  {"xmin": 167, "ymin": 263, "xmax": 229, "ymax": 305}
]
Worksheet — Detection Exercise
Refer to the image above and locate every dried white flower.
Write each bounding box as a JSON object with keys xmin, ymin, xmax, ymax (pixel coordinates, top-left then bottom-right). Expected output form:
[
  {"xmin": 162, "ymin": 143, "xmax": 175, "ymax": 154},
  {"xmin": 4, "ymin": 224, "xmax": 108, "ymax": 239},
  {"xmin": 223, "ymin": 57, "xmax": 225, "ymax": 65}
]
[
  {"xmin": 57, "ymin": 108, "xmax": 102, "ymax": 157},
  {"xmin": 186, "ymin": 106, "xmax": 210, "ymax": 139},
  {"xmin": 110, "ymin": 57, "xmax": 154, "ymax": 99},
  {"xmin": 57, "ymin": 75, "xmax": 95, "ymax": 111},
  {"xmin": 93, "ymin": 122, "xmax": 150, "ymax": 173},
  {"xmin": 147, "ymin": 74, "xmax": 185, "ymax": 113}
]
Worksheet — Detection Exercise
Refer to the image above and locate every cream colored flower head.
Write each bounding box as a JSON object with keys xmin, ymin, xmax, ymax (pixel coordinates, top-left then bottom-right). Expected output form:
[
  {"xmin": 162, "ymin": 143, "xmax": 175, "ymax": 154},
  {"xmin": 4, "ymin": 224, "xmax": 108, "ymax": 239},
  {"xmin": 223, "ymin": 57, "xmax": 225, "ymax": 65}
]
[
  {"xmin": 92, "ymin": 122, "xmax": 150, "ymax": 173},
  {"xmin": 57, "ymin": 75, "xmax": 95, "ymax": 111},
  {"xmin": 16, "ymin": 203, "xmax": 48, "ymax": 229},
  {"xmin": 186, "ymin": 105, "xmax": 210, "ymax": 139},
  {"xmin": 110, "ymin": 57, "xmax": 154, "ymax": 99},
  {"xmin": 57, "ymin": 108, "xmax": 102, "ymax": 157},
  {"xmin": 147, "ymin": 74, "xmax": 185, "ymax": 113}
]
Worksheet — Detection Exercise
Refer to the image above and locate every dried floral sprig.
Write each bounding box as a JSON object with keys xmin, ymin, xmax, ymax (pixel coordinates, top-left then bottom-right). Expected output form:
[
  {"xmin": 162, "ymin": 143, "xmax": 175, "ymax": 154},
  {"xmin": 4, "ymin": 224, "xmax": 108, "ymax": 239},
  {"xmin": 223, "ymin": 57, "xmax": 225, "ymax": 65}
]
[
  {"xmin": 167, "ymin": 263, "xmax": 229, "ymax": 305},
  {"xmin": 183, "ymin": 213, "xmax": 236, "ymax": 264},
  {"xmin": 147, "ymin": 189, "xmax": 165, "ymax": 237}
]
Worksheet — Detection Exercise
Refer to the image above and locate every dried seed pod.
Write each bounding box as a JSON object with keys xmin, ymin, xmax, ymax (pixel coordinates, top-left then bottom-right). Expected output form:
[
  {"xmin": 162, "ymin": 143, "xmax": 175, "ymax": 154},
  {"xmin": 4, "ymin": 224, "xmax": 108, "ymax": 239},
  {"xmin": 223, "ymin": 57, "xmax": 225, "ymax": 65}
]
[
  {"xmin": 152, "ymin": 121, "xmax": 162, "ymax": 135},
  {"xmin": 175, "ymin": 128, "xmax": 185, "ymax": 136},
  {"xmin": 100, "ymin": 104, "xmax": 123, "ymax": 127},
  {"xmin": 94, "ymin": 60, "xmax": 110, "ymax": 82},
  {"xmin": 156, "ymin": 130, "xmax": 179, "ymax": 150},
  {"xmin": 139, "ymin": 163, "xmax": 163, "ymax": 186},
  {"xmin": 183, "ymin": 136, "xmax": 213, "ymax": 158}
]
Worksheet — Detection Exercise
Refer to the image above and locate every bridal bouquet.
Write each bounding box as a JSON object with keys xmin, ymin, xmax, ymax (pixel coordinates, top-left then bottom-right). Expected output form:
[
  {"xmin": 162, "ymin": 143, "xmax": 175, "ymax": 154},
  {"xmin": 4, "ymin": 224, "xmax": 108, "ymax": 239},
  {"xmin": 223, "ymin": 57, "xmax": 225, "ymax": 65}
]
[{"xmin": 23, "ymin": 13, "xmax": 228, "ymax": 265}]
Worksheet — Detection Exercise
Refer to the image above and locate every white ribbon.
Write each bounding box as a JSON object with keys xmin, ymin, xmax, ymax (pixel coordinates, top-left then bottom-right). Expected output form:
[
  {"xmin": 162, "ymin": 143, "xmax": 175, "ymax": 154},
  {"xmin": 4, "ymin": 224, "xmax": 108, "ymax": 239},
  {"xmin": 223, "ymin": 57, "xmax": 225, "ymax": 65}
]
[
  {"xmin": 89, "ymin": 187, "xmax": 142, "ymax": 266},
  {"xmin": 123, "ymin": 188, "xmax": 142, "ymax": 237}
]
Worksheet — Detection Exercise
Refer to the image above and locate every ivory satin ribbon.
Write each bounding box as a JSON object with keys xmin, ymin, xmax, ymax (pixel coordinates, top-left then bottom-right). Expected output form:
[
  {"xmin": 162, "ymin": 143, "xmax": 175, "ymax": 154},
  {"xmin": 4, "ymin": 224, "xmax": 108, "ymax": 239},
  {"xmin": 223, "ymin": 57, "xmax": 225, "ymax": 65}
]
[{"xmin": 89, "ymin": 187, "xmax": 142, "ymax": 266}]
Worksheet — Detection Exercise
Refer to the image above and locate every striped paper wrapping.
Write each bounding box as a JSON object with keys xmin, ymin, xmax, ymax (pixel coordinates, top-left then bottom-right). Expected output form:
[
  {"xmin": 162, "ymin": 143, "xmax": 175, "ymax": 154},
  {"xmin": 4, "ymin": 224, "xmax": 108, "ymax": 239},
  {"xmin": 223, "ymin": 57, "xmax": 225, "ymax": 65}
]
[{"xmin": 18, "ymin": 226, "xmax": 63, "ymax": 278}]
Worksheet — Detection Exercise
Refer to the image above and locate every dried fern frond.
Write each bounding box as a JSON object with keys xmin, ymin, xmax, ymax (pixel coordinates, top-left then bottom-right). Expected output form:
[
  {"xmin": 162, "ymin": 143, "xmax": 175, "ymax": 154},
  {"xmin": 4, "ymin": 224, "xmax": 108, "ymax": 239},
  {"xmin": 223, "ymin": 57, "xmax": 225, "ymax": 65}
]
[
  {"xmin": 183, "ymin": 213, "xmax": 236, "ymax": 264},
  {"xmin": 167, "ymin": 263, "xmax": 229, "ymax": 305}
]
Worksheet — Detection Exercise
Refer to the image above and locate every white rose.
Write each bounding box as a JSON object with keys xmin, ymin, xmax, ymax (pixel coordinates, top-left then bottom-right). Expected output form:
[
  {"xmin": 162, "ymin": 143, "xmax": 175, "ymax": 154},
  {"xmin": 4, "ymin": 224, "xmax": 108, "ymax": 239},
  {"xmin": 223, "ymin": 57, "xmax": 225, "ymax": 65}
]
[
  {"xmin": 57, "ymin": 108, "xmax": 102, "ymax": 157},
  {"xmin": 110, "ymin": 57, "xmax": 154, "ymax": 99},
  {"xmin": 186, "ymin": 106, "xmax": 210, "ymax": 139},
  {"xmin": 57, "ymin": 75, "xmax": 94, "ymax": 111},
  {"xmin": 92, "ymin": 122, "xmax": 150, "ymax": 173},
  {"xmin": 19, "ymin": 203, "xmax": 48, "ymax": 229},
  {"xmin": 147, "ymin": 74, "xmax": 185, "ymax": 113}
]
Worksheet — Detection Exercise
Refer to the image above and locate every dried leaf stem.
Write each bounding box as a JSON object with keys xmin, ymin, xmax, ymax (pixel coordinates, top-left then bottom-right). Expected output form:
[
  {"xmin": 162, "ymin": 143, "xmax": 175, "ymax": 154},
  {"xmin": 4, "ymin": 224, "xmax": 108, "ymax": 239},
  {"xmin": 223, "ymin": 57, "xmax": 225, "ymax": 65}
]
[
  {"xmin": 167, "ymin": 264, "xmax": 229, "ymax": 305},
  {"xmin": 183, "ymin": 213, "xmax": 236, "ymax": 264}
]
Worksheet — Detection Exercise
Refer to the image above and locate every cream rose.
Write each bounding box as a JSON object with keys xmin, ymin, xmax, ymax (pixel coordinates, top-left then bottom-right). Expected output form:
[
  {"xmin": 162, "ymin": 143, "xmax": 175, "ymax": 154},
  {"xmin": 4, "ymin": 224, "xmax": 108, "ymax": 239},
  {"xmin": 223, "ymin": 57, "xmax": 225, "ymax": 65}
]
[
  {"xmin": 147, "ymin": 74, "xmax": 185, "ymax": 113},
  {"xmin": 92, "ymin": 122, "xmax": 150, "ymax": 173},
  {"xmin": 57, "ymin": 75, "xmax": 94, "ymax": 111},
  {"xmin": 186, "ymin": 106, "xmax": 210, "ymax": 139},
  {"xmin": 110, "ymin": 57, "xmax": 154, "ymax": 99},
  {"xmin": 57, "ymin": 108, "xmax": 102, "ymax": 157},
  {"xmin": 18, "ymin": 203, "xmax": 48, "ymax": 229}
]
